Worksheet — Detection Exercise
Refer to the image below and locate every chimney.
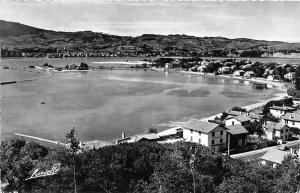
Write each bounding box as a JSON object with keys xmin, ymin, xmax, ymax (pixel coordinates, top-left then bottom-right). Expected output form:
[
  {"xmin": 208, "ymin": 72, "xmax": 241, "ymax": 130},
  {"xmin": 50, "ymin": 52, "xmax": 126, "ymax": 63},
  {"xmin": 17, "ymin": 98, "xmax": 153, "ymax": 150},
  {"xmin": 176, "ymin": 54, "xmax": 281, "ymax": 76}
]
[{"xmin": 122, "ymin": 132, "xmax": 126, "ymax": 139}]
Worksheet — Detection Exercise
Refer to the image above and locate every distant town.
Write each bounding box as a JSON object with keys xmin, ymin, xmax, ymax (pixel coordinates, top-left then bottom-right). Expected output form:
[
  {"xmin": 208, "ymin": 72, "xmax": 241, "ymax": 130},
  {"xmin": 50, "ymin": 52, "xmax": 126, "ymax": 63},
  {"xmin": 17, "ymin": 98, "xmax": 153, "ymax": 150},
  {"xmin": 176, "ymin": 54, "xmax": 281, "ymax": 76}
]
[{"xmin": 2, "ymin": 46, "xmax": 300, "ymax": 58}]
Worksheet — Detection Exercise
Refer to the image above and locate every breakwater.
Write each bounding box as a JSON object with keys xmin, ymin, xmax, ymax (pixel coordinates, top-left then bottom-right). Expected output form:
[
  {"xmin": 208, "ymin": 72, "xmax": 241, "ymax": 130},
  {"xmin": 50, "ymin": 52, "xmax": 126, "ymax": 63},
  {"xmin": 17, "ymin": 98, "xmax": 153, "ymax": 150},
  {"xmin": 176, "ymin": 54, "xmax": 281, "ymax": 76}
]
[{"xmin": 1, "ymin": 78, "xmax": 39, "ymax": 85}]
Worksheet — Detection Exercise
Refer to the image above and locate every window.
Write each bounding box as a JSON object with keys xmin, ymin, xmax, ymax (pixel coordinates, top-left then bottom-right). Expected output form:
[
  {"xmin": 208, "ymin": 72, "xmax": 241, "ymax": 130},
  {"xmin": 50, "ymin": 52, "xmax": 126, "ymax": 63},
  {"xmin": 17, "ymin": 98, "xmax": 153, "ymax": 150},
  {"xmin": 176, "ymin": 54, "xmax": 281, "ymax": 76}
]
[
  {"xmin": 285, "ymin": 120, "xmax": 288, "ymax": 124},
  {"xmin": 286, "ymin": 129, "xmax": 289, "ymax": 132},
  {"xmin": 220, "ymin": 131, "xmax": 223, "ymax": 135},
  {"xmin": 232, "ymin": 121, "xmax": 234, "ymax": 125},
  {"xmin": 220, "ymin": 138, "xmax": 223, "ymax": 143},
  {"xmin": 281, "ymin": 130, "xmax": 283, "ymax": 134},
  {"xmin": 281, "ymin": 136, "xmax": 283, "ymax": 139},
  {"xmin": 212, "ymin": 132, "xmax": 215, "ymax": 137},
  {"xmin": 285, "ymin": 135, "xmax": 287, "ymax": 139},
  {"xmin": 212, "ymin": 140, "xmax": 215, "ymax": 145}
]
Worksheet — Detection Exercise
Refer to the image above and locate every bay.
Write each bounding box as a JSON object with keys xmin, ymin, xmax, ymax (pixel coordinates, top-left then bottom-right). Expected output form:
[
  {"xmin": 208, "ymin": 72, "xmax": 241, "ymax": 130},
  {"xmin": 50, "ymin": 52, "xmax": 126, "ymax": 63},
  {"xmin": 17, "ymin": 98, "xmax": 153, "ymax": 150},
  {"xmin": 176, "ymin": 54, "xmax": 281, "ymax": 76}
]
[{"xmin": 1, "ymin": 57, "xmax": 285, "ymax": 142}]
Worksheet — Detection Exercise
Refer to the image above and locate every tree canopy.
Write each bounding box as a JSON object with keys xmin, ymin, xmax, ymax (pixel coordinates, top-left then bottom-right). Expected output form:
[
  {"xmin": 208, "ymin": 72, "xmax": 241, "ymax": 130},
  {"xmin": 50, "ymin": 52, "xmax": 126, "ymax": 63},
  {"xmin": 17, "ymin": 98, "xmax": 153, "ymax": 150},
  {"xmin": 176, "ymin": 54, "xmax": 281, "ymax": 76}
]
[{"xmin": 1, "ymin": 139, "xmax": 300, "ymax": 193}]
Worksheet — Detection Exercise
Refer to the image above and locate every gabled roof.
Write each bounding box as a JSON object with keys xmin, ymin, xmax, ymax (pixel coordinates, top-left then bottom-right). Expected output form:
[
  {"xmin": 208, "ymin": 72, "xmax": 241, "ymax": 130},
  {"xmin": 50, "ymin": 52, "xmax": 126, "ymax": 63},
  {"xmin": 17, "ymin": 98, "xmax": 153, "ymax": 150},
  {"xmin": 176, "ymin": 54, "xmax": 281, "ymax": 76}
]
[
  {"xmin": 226, "ymin": 110, "xmax": 243, "ymax": 116},
  {"xmin": 226, "ymin": 125, "xmax": 249, "ymax": 135},
  {"xmin": 133, "ymin": 133, "xmax": 160, "ymax": 142},
  {"xmin": 281, "ymin": 113, "xmax": 300, "ymax": 122},
  {"xmin": 227, "ymin": 114, "xmax": 252, "ymax": 123},
  {"xmin": 263, "ymin": 121, "xmax": 288, "ymax": 131},
  {"xmin": 248, "ymin": 113, "xmax": 263, "ymax": 120},
  {"xmin": 269, "ymin": 105, "xmax": 295, "ymax": 111},
  {"xmin": 184, "ymin": 118, "xmax": 220, "ymax": 133},
  {"xmin": 260, "ymin": 149, "xmax": 290, "ymax": 164}
]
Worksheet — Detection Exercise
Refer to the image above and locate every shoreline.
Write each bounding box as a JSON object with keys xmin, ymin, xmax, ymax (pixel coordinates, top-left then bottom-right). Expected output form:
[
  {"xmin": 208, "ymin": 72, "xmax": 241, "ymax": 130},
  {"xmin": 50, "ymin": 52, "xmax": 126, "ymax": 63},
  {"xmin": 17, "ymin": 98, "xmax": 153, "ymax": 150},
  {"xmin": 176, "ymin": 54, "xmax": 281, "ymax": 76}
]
[{"xmin": 161, "ymin": 71, "xmax": 288, "ymax": 124}]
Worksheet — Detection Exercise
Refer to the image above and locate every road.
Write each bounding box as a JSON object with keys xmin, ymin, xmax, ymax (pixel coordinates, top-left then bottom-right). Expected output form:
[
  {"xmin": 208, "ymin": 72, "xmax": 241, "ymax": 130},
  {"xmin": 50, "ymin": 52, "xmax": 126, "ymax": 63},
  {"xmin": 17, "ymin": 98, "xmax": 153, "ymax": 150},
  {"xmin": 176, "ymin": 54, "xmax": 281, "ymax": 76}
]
[{"xmin": 231, "ymin": 139, "xmax": 300, "ymax": 161}]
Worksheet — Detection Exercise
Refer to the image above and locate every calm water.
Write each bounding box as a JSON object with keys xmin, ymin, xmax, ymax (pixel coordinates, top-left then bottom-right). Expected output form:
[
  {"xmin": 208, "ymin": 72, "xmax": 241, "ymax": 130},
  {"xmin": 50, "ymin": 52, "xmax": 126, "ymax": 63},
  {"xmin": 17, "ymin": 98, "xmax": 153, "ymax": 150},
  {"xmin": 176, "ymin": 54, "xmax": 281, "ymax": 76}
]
[{"xmin": 0, "ymin": 57, "xmax": 287, "ymax": 142}]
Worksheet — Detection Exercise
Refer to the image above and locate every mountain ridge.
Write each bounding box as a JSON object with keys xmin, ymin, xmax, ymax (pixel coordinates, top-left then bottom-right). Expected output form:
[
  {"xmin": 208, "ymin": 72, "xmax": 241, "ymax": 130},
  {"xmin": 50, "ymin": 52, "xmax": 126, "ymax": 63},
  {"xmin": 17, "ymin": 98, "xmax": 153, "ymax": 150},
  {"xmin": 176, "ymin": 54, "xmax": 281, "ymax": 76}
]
[{"xmin": 1, "ymin": 20, "xmax": 300, "ymax": 55}]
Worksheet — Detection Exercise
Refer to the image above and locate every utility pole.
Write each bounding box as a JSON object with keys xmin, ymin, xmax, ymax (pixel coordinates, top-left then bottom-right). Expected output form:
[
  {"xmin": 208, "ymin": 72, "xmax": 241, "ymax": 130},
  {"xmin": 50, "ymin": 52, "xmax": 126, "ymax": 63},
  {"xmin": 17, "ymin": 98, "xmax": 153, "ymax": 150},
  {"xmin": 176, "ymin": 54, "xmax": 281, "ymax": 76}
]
[
  {"xmin": 189, "ymin": 146, "xmax": 196, "ymax": 193},
  {"xmin": 227, "ymin": 133, "xmax": 230, "ymax": 156}
]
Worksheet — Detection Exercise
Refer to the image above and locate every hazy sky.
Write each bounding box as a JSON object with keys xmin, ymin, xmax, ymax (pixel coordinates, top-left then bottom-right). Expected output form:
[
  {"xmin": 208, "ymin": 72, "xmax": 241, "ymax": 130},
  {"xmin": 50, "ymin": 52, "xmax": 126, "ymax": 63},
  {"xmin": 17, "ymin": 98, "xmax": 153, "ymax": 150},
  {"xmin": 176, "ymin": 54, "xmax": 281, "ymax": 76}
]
[{"xmin": 1, "ymin": 1, "xmax": 300, "ymax": 42}]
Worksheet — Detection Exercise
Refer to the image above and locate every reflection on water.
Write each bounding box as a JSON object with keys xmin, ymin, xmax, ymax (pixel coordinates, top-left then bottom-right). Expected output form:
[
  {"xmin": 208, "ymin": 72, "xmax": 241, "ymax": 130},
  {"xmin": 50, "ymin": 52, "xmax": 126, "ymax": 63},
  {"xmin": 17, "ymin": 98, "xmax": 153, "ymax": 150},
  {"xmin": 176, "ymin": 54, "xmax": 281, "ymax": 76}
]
[{"xmin": 1, "ymin": 58, "xmax": 280, "ymax": 142}]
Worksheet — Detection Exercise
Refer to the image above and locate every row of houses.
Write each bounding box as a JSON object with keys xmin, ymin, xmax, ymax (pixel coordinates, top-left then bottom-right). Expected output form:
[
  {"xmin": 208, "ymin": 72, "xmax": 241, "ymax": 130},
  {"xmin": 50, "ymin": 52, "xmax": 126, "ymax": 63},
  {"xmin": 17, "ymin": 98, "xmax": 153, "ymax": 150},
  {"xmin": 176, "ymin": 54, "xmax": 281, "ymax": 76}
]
[
  {"xmin": 115, "ymin": 101, "xmax": 300, "ymax": 154},
  {"xmin": 116, "ymin": 118, "xmax": 249, "ymax": 153},
  {"xmin": 190, "ymin": 59, "xmax": 296, "ymax": 82}
]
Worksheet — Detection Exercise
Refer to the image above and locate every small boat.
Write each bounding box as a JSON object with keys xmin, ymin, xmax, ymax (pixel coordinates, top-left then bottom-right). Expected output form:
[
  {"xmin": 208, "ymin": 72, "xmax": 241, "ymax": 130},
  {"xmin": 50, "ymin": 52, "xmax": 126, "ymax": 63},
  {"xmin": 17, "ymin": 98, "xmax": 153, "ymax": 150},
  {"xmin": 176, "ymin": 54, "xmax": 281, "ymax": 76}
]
[{"xmin": 41, "ymin": 101, "xmax": 46, "ymax": 104}]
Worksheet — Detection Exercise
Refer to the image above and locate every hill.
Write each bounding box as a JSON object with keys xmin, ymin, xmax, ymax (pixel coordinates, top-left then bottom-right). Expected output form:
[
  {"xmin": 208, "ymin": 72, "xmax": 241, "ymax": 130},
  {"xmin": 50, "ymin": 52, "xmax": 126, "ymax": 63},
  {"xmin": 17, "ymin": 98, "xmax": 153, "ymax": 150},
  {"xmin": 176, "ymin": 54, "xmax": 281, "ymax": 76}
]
[{"xmin": 1, "ymin": 20, "xmax": 300, "ymax": 56}]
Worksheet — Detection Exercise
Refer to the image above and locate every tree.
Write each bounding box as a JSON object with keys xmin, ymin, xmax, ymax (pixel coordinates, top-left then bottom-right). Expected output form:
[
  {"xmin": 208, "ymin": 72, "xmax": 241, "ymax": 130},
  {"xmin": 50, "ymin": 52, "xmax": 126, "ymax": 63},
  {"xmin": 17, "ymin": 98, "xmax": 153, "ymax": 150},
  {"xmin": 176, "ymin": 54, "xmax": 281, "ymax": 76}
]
[
  {"xmin": 147, "ymin": 128, "xmax": 158, "ymax": 134},
  {"xmin": 295, "ymin": 66, "xmax": 300, "ymax": 90},
  {"xmin": 0, "ymin": 139, "xmax": 49, "ymax": 192},
  {"xmin": 66, "ymin": 127, "xmax": 80, "ymax": 193},
  {"xmin": 287, "ymin": 86, "xmax": 296, "ymax": 97},
  {"xmin": 273, "ymin": 154, "xmax": 300, "ymax": 193}
]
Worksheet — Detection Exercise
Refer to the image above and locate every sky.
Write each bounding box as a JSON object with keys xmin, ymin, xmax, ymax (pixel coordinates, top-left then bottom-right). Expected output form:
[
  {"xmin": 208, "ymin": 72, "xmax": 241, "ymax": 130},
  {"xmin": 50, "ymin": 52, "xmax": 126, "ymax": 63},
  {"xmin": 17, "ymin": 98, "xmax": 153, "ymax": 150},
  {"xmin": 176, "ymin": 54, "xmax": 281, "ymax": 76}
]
[{"xmin": 0, "ymin": 1, "xmax": 300, "ymax": 42}]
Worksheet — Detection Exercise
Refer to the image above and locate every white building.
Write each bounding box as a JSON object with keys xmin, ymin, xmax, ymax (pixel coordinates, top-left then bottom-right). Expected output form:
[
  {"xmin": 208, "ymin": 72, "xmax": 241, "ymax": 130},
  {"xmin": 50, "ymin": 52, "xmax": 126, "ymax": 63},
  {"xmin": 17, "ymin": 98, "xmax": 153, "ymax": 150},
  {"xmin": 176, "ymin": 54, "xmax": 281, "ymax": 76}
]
[
  {"xmin": 158, "ymin": 119, "xmax": 227, "ymax": 152},
  {"xmin": 263, "ymin": 121, "xmax": 292, "ymax": 142},
  {"xmin": 218, "ymin": 66, "xmax": 231, "ymax": 74},
  {"xmin": 225, "ymin": 115, "xmax": 252, "ymax": 127},
  {"xmin": 244, "ymin": 71, "xmax": 256, "ymax": 78},
  {"xmin": 233, "ymin": 70, "xmax": 245, "ymax": 76},
  {"xmin": 284, "ymin": 72, "xmax": 296, "ymax": 81},
  {"xmin": 269, "ymin": 105, "xmax": 295, "ymax": 118},
  {"xmin": 260, "ymin": 149, "xmax": 290, "ymax": 168},
  {"xmin": 267, "ymin": 75, "xmax": 281, "ymax": 81},
  {"xmin": 281, "ymin": 112, "xmax": 300, "ymax": 129}
]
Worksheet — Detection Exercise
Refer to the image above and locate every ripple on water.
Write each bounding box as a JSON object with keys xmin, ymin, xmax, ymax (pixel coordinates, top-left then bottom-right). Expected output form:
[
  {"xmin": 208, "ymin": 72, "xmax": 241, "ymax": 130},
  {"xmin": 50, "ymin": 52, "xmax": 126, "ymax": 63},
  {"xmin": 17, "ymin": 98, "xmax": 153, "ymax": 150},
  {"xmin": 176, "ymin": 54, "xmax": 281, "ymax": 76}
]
[{"xmin": 166, "ymin": 89, "xmax": 210, "ymax": 97}]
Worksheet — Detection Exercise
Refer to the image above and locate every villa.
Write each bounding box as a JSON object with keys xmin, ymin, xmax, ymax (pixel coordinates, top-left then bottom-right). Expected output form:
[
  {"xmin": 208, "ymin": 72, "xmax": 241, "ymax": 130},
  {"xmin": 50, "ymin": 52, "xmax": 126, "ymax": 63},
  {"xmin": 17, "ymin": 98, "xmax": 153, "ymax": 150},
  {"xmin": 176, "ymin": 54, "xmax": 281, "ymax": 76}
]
[
  {"xmin": 281, "ymin": 112, "xmax": 300, "ymax": 129},
  {"xmin": 263, "ymin": 121, "xmax": 292, "ymax": 142},
  {"xmin": 269, "ymin": 105, "xmax": 295, "ymax": 118},
  {"xmin": 157, "ymin": 119, "xmax": 227, "ymax": 152},
  {"xmin": 225, "ymin": 114, "xmax": 252, "ymax": 127}
]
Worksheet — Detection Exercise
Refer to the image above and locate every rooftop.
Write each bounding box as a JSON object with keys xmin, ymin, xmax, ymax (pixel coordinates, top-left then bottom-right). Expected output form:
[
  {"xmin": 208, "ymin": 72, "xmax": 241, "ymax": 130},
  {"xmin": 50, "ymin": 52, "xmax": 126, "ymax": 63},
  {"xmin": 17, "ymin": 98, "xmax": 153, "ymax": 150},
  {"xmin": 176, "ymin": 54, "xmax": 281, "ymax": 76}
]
[
  {"xmin": 131, "ymin": 133, "xmax": 160, "ymax": 142},
  {"xmin": 184, "ymin": 118, "xmax": 220, "ymax": 133},
  {"xmin": 226, "ymin": 110, "xmax": 243, "ymax": 116},
  {"xmin": 226, "ymin": 125, "xmax": 249, "ymax": 135},
  {"xmin": 269, "ymin": 105, "xmax": 295, "ymax": 111},
  {"xmin": 232, "ymin": 114, "xmax": 252, "ymax": 123},
  {"xmin": 260, "ymin": 149, "xmax": 290, "ymax": 164},
  {"xmin": 263, "ymin": 121, "xmax": 288, "ymax": 131},
  {"xmin": 281, "ymin": 113, "xmax": 300, "ymax": 122}
]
